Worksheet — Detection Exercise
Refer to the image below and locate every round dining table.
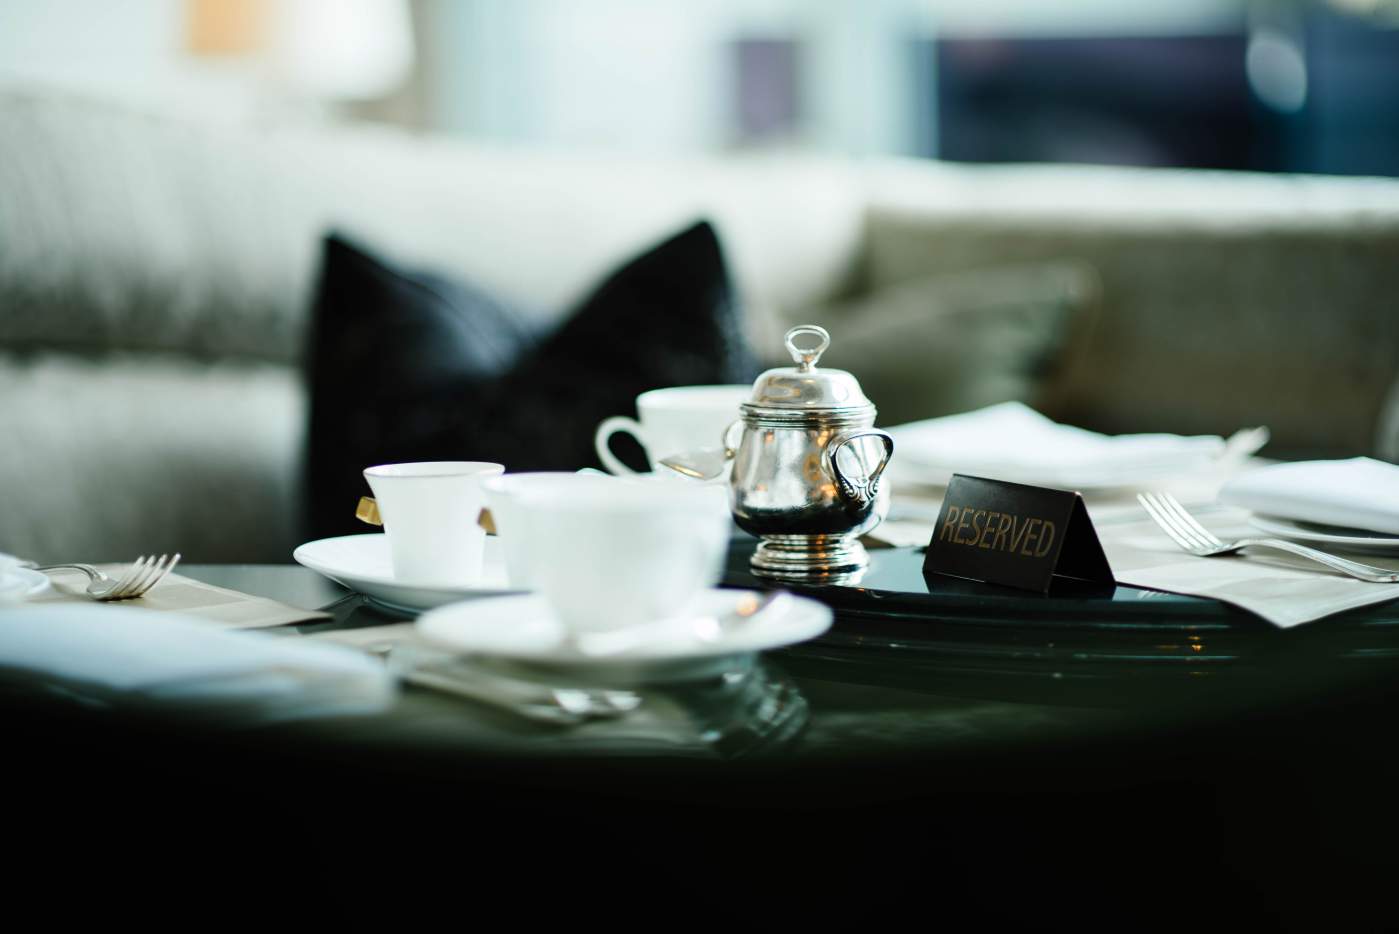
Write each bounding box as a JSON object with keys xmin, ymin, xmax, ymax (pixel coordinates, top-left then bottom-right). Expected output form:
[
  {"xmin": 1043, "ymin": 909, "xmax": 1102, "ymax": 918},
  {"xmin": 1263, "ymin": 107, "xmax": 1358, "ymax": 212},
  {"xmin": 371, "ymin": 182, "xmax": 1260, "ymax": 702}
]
[{"xmin": 9, "ymin": 543, "xmax": 1399, "ymax": 927}]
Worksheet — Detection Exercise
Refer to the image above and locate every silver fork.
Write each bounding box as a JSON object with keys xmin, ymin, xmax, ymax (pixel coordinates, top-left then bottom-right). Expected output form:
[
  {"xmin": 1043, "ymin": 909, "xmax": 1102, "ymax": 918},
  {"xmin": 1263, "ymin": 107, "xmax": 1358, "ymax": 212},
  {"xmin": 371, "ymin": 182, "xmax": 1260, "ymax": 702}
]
[
  {"xmin": 1137, "ymin": 493, "xmax": 1399, "ymax": 583},
  {"xmin": 29, "ymin": 554, "xmax": 182, "ymax": 601}
]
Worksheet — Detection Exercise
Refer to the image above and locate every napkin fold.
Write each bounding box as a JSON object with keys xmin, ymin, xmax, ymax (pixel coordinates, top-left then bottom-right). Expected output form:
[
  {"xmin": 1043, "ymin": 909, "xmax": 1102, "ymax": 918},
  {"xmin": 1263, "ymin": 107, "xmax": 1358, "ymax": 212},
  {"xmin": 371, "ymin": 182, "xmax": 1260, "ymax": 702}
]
[
  {"xmin": 0, "ymin": 553, "xmax": 35, "ymax": 605},
  {"xmin": 0, "ymin": 605, "xmax": 394, "ymax": 724},
  {"xmin": 0, "ymin": 567, "xmax": 37, "ymax": 604},
  {"xmin": 888, "ymin": 402, "xmax": 1252, "ymax": 490},
  {"xmin": 1219, "ymin": 457, "xmax": 1399, "ymax": 536}
]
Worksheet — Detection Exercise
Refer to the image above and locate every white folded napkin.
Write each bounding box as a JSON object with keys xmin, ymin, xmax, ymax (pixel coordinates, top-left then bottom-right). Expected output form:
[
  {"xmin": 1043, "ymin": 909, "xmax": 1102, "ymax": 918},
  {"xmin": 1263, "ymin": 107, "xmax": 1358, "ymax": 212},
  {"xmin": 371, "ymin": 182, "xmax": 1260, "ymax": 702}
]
[
  {"xmin": 0, "ymin": 554, "xmax": 45, "ymax": 605},
  {"xmin": 1219, "ymin": 457, "xmax": 1399, "ymax": 536},
  {"xmin": 0, "ymin": 568, "xmax": 31, "ymax": 604},
  {"xmin": 0, "ymin": 604, "xmax": 395, "ymax": 724},
  {"xmin": 888, "ymin": 402, "xmax": 1249, "ymax": 490}
]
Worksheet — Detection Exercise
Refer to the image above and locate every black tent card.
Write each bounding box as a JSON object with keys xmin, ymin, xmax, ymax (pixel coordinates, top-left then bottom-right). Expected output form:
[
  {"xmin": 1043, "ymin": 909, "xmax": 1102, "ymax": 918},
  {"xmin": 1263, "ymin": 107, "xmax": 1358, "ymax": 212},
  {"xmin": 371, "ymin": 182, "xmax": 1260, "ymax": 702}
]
[{"xmin": 923, "ymin": 473, "xmax": 1115, "ymax": 593}]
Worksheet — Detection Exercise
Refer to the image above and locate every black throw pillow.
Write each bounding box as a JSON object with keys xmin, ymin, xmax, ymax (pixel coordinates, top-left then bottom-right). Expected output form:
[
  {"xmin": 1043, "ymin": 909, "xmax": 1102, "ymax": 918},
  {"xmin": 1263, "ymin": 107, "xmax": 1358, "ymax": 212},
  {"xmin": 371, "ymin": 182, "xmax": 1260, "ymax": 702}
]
[{"xmin": 305, "ymin": 221, "xmax": 757, "ymax": 540}]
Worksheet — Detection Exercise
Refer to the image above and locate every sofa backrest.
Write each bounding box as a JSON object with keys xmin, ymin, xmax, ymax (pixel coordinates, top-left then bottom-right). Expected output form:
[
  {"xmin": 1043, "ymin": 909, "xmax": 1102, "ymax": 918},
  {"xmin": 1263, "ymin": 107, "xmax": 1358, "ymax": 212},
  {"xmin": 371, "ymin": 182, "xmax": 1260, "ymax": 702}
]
[
  {"xmin": 0, "ymin": 87, "xmax": 864, "ymax": 561},
  {"xmin": 863, "ymin": 160, "xmax": 1399, "ymax": 457},
  {"xmin": 4, "ymin": 87, "xmax": 1397, "ymax": 563}
]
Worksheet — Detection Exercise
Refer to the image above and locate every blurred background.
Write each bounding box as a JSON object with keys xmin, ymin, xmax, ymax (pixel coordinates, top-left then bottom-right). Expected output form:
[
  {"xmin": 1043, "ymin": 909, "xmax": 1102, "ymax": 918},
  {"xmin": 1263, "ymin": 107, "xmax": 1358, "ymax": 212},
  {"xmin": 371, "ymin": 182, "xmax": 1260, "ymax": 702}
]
[
  {"xmin": 3, "ymin": 0, "xmax": 1398, "ymax": 175},
  {"xmin": 4, "ymin": 0, "xmax": 1399, "ymax": 565}
]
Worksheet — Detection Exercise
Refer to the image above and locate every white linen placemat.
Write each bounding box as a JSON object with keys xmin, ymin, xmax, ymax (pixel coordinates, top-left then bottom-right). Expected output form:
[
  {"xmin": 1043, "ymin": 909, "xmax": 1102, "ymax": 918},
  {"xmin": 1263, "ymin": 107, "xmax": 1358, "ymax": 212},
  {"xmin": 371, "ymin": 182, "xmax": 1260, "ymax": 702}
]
[
  {"xmin": 1219, "ymin": 457, "xmax": 1399, "ymax": 535},
  {"xmin": 1101, "ymin": 508, "xmax": 1399, "ymax": 627},
  {"xmin": 871, "ymin": 491, "xmax": 1399, "ymax": 627},
  {"xmin": 29, "ymin": 566, "xmax": 329, "ymax": 628}
]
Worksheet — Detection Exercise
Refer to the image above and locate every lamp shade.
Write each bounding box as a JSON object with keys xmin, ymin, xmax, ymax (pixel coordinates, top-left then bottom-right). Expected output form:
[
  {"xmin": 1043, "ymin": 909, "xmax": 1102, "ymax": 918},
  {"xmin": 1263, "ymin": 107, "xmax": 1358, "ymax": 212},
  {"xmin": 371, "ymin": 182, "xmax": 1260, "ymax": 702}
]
[{"xmin": 269, "ymin": 0, "xmax": 414, "ymax": 100}]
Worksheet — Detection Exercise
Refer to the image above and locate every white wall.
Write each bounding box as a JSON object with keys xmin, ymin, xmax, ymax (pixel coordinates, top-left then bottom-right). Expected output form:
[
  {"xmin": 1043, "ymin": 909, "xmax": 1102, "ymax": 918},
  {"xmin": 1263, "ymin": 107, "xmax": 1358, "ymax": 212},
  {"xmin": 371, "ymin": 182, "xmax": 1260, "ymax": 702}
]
[
  {"xmin": 0, "ymin": 0, "xmax": 1249, "ymax": 147},
  {"xmin": 425, "ymin": 0, "xmax": 1247, "ymax": 156},
  {"xmin": 0, "ymin": 0, "xmax": 263, "ymax": 120}
]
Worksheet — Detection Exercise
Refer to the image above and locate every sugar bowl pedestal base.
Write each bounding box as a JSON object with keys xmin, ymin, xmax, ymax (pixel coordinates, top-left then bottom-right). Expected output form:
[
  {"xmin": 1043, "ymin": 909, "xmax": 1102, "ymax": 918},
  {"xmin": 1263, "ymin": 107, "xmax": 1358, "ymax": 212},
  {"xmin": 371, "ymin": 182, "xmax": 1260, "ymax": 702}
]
[{"xmin": 750, "ymin": 533, "xmax": 869, "ymax": 585}]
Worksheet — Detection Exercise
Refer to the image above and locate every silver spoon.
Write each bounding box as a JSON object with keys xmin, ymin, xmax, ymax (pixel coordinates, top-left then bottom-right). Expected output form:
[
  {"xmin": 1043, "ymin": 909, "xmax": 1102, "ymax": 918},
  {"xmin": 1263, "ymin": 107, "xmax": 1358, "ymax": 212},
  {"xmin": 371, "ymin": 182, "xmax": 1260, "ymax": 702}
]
[
  {"xmin": 658, "ymin": 446, "xmax": 732, "ymax": 481},
  {"xmin": 658, "ymin": 420, "xmax": 742, "ymax": 481}
]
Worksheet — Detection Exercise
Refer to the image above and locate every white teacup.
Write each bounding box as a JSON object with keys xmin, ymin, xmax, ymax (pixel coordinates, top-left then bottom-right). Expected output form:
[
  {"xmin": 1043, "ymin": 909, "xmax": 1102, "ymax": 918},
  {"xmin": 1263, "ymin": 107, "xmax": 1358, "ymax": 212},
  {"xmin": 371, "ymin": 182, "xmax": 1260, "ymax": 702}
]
[
  {"xmin": 482, "ymin": 472, "xmax": 618, "ymax": 588},
  {"xmin": 593, "ymin": 384, "xmax": 750, "ymax": 476},
  {"xmin": 363, "ymin": 462, "xmax": 504, "ymax": 585},
  {"xmin": 509, "ymin": 481, "xmax": 731, "ymax": 634}
]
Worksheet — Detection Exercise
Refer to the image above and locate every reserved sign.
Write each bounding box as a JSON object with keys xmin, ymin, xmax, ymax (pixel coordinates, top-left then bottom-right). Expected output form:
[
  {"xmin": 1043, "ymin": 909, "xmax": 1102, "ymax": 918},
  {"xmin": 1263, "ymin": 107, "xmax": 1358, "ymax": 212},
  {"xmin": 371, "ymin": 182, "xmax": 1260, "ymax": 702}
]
[{"xmin": 923, "ymin": 474, "xmax": 1114, "ymax": 593}]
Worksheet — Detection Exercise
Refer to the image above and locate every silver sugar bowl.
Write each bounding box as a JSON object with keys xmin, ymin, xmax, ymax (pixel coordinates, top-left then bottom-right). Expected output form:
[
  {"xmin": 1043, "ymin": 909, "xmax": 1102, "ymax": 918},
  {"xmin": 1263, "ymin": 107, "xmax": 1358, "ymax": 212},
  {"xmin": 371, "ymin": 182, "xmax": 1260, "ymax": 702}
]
[{"xmin": 729, "ymin": 325, "xmax": 895, "ymax": 583}]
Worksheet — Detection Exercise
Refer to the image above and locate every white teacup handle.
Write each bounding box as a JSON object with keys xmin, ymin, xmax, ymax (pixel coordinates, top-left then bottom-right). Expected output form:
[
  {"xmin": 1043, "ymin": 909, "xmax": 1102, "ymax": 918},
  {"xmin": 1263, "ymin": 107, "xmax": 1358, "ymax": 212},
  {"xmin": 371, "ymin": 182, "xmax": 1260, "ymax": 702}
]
[{"xmin": 594, "ymin": 416, "xmax": 650, "ymax": 476}]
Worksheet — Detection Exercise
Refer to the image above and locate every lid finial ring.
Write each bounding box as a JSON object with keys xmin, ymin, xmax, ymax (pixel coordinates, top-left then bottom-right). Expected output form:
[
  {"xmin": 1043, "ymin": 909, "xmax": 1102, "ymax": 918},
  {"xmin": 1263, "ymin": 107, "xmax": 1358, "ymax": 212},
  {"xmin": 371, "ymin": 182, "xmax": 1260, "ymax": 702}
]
[{"xmin": 784, "ymin": 324, "xmax": 831, "ymax": 372}]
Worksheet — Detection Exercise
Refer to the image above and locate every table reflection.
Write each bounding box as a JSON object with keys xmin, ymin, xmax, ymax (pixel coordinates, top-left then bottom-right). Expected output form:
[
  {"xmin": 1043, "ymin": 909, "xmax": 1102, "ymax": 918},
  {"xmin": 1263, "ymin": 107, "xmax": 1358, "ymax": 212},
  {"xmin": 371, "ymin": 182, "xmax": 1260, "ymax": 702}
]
[{"xmin": 291, "ymin": 591, "xmax": 809, "ymax": 759}]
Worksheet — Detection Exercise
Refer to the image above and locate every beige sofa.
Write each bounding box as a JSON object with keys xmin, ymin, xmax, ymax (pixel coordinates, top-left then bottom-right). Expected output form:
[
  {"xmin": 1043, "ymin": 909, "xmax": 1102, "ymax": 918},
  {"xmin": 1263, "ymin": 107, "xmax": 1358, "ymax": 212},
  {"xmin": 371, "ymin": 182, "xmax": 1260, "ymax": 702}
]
[{"xmin": 3, "ymin": 87, "xmax": 1398, "ymax": 564}]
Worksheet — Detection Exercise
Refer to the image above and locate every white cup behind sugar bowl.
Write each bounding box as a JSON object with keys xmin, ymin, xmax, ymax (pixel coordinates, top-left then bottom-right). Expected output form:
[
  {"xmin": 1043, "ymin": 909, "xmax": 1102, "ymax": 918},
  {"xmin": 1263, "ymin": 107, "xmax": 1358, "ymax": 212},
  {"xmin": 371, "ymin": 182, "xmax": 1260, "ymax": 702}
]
[
  {"xmin": 510, "ymin": 481, "xmax": 732, "ymax": 635},
  {"xmin": 593, "ymin": 384, "xmax": 750, "ymax": 477},
  {"xmin": 363, "ymin": 461, "xmax": 504, "ymax": 585},
  {"xmin": 614, "ymin": 470, "xmax": 732, "ymax": 520},
  {"xmin": 481, "ymin": 471, "xmax": 620, "ymax": 588}
]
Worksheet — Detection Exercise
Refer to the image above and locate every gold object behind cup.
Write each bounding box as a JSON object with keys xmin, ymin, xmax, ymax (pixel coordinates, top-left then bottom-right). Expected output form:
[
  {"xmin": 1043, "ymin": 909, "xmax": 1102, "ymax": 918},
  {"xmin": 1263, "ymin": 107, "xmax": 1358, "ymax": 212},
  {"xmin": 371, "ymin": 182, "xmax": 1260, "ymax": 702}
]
[
  {"xmin": 356, "ymin": 496, "xmax": 382, "ymax": 526},
  {"xmin": 355, "ymin": 496, "xmax": 495, "ymax": 534}
]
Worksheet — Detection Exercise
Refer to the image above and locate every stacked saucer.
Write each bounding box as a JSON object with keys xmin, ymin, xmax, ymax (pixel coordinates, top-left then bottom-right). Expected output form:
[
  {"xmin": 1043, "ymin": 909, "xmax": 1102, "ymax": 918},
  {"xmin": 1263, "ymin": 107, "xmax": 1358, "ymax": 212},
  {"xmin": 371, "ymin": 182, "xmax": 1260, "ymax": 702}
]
[
  {"xmin": 1220, "ymin": 457, "xmax": 1399, "ymax": 556},
  {"xmin": 293, "ymin": 533, "xmax": 519, "ymax": 612}
]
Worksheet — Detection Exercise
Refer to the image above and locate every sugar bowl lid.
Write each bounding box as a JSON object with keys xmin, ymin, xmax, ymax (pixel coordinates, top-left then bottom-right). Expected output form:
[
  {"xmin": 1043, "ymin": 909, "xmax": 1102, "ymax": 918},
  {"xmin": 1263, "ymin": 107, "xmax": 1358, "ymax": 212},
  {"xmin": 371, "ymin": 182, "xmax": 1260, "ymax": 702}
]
[{"xmin": 745, "ymin": 325, "xmax": 874, "ymax": 413}]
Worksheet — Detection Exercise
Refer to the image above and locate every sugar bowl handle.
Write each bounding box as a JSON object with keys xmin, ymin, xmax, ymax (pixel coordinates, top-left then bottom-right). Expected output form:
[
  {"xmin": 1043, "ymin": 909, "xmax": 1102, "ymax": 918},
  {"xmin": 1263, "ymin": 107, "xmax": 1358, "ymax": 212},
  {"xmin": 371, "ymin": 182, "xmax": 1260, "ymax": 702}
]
[
  {"xmin": 822, "ymin": 429, "xmax": 895, "ymax": 513},
  {"xmin": 784, "ymin": 324, "xmax": 831, "ymax": 372}
]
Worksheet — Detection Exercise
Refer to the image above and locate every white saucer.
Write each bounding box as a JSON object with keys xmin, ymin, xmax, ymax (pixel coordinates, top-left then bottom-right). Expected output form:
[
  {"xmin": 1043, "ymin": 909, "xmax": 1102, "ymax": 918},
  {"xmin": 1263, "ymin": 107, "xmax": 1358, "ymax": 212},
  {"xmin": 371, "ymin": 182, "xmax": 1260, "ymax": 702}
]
[
  {"xmin": 1248, "ymin": 515, "xmax": 1399, "ymax": 556},
  {"xmin": 293, "ymin": 534, "xmax": 522, "ymax": 612},
  {"xmin": 0, "ymin": 567, "xmax": 51, "ymax": 604},
  {"xmin": 415, "ymin": 588, "xmax": 832, "ymax": 685}
]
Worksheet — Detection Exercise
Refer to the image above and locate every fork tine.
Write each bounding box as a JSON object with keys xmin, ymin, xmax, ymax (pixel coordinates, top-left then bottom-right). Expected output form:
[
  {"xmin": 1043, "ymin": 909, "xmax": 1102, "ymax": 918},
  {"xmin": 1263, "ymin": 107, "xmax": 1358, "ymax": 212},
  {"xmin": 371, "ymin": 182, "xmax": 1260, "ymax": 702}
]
[
  {"xmin": 1148, "ymin": 492, "xmax": 1216, "ymax": 549},
  {"xmin": 1137, "ymin": 493, "xmax": 1201, "ymax": 551},
  {"xmin": 1141, "ymin": 492, "xmax": 1208, "ymax": 550},
  {"xmin": 1158, "ymin": 492, "xmax": 1225, "ymax": 547},
  {"xmin": 118, "ymin": 553, "xmax": 160, "ymax": 598},
  {"xmin": 109, "ymin": 555, "xmax": 151, "ymax": 599},
  {"xmin": 117, "ymin": 555, "xmax": 153, "ymax": 598},
  {"xmin": 1136, "ymin": 494, "xmax": 1181, "ymax": 546},
  {"xmin": 1135, "ymin": 492, "xmax": 1203, "ymax": 550},
  {"xmin": 127, "ymin": 554, "xmax": 169, "ymax": 597},
  {"xmin": 140, "ymin": 553, "xmax": 180, "ymax": 595}
]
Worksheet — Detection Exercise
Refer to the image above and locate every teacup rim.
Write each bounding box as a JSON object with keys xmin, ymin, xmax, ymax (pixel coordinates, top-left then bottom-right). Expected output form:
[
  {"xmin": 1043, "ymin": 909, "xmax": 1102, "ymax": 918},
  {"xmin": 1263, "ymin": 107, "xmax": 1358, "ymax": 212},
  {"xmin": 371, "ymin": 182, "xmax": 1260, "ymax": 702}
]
[
  {"xmin": 518, "ymin": 481, "xmax": 726, "ymax": 514},
  {"xmin": 483, "ymin": 472, "xmax": 614, "ymax": 493},
  {"xmin": 636, "ymin": 384, "xmax": 752, "ymax": 407},
  {"xmin": 364, "ymin": 461, "xmax": 505, "ymax": 480}
]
